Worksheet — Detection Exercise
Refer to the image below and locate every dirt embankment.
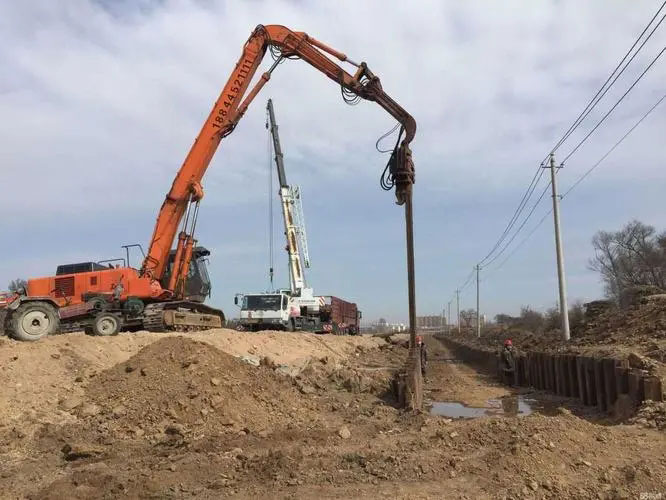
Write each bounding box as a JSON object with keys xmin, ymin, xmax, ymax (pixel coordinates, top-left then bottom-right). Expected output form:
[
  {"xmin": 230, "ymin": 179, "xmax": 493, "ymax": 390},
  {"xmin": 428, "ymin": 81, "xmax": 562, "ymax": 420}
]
[
  {"xmin": 448, "ymin": 298, "xmax": 666, "ymax": 381},
  {"xmin": 1, "ymin": 331, "xmax": 665, "ymax": 498},
  {"xmin": 0, "ymin": 328, "xmax": 384, "ymax": 428}
]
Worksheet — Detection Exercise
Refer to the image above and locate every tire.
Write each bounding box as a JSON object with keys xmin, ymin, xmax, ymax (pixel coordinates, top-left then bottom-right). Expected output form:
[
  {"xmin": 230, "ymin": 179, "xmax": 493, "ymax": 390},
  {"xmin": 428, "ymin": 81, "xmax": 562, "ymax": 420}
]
[
  {"xmin": 9, "ymin": 302, "xmax": 60, "ymax": 342},
  {"xmin": 86, "ymin": 297, "xmax": 108, "ymax": 313},
  {"xmin": 92, "ymin": 313, "xmax": 121, "ymax": 336},
  {"xmin": 0, "ymin": 310, "xmax": 7, "ymax": 336}
]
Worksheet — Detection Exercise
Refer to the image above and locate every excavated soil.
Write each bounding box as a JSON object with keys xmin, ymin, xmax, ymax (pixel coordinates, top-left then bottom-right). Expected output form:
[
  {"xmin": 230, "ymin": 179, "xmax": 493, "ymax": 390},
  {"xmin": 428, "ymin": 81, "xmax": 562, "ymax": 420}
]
[
  {"xmin": 449, "ymin": 298, "xmax": 666, "ymax": 380},
  {"xmin": 1, "ymin": 332, "xmax": 665, "ymax": 498}
]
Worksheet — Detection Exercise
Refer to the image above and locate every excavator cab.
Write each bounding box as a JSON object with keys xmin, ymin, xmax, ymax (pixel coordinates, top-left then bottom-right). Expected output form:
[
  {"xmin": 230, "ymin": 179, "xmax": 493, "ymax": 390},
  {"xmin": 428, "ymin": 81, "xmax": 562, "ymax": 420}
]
[{"xmin": 161, "ymin": 246, "xmax": 212, "ymax": 303}]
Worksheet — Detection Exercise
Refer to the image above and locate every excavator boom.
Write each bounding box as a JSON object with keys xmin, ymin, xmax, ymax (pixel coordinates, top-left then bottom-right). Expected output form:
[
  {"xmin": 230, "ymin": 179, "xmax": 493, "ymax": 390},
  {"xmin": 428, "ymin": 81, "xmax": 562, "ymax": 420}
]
[{"xmin": 140, "ymin": 25, "xmax": 416, "ymax": 292}]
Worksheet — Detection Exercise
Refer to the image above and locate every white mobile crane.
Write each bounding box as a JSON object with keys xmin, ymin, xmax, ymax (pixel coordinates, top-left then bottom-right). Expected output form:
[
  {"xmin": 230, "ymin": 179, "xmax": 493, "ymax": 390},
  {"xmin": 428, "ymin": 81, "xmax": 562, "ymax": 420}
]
[{"xmin": 236, "ymin": 99, "xmax": 323, "ymax": 332}]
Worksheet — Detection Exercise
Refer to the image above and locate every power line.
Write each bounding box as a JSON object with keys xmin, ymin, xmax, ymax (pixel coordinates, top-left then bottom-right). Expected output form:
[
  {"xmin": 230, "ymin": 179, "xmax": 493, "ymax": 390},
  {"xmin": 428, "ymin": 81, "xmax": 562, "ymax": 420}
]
[
  {"xmin": 480, "ymin": 179, "xmax": 552, "ymax": 269},
  {"xmin": 482, "ymin": 91, "xmax": 666, "ymax": 275},
  {"xmin": 478, "ymin": 166, "xmax": 546, "ymax": 266},
  {"xmin": 562, "ymin": 91, "xmax": 666, "ymax": 198},
  {"xmin": 485, "ymin": 209, "xmax": 553, "ymax": 278},
  {"xmin": 561, "ymin": 45, "xmax": 665, "ymax": 164},
  {"xmin": 452, "ymin": 4, "xmax": 666, "ymax": 305},
  {"xmin": 554, "ymin": 12, "xmax": 665, "ymax": 154},
  {"xmin": 457, "ymin": 267, "xmax": 476, "ymax": 292},
  {"xmin": 472, "ymin": 6, "xmax": 665, "ymax": 269},
  {"xmin": 547, "ymin": 2, "xmax": 666, "ymax": 158}
]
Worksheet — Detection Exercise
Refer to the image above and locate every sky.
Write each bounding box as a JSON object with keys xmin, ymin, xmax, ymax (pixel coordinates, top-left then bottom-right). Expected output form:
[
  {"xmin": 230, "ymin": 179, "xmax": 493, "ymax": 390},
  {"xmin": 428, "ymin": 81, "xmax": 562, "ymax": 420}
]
[{"xmin": 1, "ymin": 1, "xmax": 664, "ymax": 324}]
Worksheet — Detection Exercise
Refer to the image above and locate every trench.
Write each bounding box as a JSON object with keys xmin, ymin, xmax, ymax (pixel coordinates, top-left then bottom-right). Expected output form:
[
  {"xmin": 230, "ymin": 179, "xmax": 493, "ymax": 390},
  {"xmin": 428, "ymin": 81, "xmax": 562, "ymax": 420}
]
[{"xmin": 431, "ymin": 334, "xmax": 663, "ymax": 418}]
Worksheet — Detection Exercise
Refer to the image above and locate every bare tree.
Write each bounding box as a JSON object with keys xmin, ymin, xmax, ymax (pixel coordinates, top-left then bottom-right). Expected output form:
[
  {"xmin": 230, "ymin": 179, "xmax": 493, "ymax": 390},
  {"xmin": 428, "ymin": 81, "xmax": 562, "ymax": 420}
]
[
  {"xmin": 519, "ymin": 306, "xmax": 544, "ymax": 332},
  {"xmin": 8, "ymin": 279, "xmax": 27, "ymax": 293},
  {"xmin": 544, "ymin": 306, "xmax": 560, "ymax": 331},
  {"xmin": 494, "ymin": 313, "xmax": 515, "ymax": 326},
  {"xmin": 459, "ymin": 309, "xmax": 476, "ymax": 328},
  {"xmin": 568, "ymin": 300, "xmax": 585, "ymax": 332},
  {"xmin": 589, "ymin": 220, "xmax": 666, "ymax": 303},
  {"xmin": 545, "ymin": 300, "xmax": 584, "ymax": 333}
]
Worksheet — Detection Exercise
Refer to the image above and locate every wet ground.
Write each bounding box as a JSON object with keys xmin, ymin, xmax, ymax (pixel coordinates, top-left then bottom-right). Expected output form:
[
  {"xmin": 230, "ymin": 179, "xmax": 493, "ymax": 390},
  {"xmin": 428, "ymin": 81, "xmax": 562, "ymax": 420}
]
[{"xmin": 430, "ymin": 395, "xmax": 540, "ymax": 418}]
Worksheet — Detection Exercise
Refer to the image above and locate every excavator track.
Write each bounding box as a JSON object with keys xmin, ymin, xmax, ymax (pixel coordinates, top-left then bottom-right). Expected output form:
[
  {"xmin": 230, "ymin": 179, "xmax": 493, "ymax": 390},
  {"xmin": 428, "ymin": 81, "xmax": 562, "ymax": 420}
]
[
  {"xmin": 142, "ymin": 302, "xmax": 224, "ymax": 333},
  {"xmin": 142, "ymin": 305, "xmax": 166, "ymax": 331}
]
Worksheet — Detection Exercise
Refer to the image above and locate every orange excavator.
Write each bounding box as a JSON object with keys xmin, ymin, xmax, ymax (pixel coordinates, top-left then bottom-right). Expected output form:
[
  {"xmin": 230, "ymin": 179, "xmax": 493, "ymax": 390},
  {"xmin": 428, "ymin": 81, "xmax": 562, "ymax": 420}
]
[{"xmin": 1, "ymin": 25, "xmax": 416, "ymax": 341}]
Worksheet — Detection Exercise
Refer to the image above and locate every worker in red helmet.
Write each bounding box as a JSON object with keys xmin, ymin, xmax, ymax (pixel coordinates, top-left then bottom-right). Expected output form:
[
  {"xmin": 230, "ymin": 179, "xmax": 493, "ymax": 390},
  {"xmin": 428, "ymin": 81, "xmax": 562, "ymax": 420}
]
[
  {"xmin": 416, "ymin": 335, "xmax": 428, "ymax": 377},
  {"xmin": 499, "ymin": 338, "xmax": 516, "ymax": 386}
]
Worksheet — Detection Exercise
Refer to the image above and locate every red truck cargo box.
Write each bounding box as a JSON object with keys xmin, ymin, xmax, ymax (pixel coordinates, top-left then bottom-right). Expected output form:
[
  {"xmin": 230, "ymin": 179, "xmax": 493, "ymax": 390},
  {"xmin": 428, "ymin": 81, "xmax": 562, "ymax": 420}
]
[{"xmin": 320, "ymin": 296, "xmax": 360, "ymax": 334}]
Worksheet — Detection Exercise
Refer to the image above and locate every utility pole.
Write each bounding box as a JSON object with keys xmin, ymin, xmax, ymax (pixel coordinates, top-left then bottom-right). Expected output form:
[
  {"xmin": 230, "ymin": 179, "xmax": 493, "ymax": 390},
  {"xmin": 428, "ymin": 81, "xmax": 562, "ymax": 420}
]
[
  {"xmin": 456, "ymin": 289, "xmax": 460, "ymax": 334},
  {"xmin": 476, "ymin": 264, "xmax": 481, "ymax": 338},
  {"xmin": 547, "ymin": 153, "xmax": 570, "ymax": 341},
  {"xmin": 447, "ymin": 300, "xmax": 452, "ymax": 334},
  {"xmin": 441, "ymin": 308, "xmax": 445, "ymax": 333}
]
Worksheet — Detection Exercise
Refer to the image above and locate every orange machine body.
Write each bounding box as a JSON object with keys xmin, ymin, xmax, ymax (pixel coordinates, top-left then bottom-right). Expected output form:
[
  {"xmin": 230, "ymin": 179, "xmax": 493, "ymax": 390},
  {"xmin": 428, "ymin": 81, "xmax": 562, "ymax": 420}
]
[
  {"xmin": 26, "ymin": 268, "xmax": 162, "ymax": 307},
  {"xmin": 11, "ymin": 24, "xmax": 415, "ymax": 323}
]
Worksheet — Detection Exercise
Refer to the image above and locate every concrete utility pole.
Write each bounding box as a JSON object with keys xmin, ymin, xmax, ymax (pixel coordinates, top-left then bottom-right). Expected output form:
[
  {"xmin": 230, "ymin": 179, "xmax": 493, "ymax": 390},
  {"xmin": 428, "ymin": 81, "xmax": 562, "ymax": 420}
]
[
  {"xmin": 456, "ymin": 289, "xmax": 460, "ymax": 334},
  {"xmin": 476, "ymin": 264, "xmax": 481, "ymax": 338},
  {"xmin": 547, "ymin": 153, "xmax": 570, "ymax": 341},
  {"xmin": 441, "ymin": 308, "xmax": 446, "ymax": 332},
  {"xmin": 447, "ymin": 300, "xmax": 452, "ymax": 334}
]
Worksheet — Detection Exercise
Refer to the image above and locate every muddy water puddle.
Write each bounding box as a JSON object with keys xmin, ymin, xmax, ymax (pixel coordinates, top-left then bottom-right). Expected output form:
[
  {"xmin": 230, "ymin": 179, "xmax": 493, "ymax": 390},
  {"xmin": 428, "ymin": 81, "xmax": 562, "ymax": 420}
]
[{"xmin": 430, "ymin": 395, "xmax": 547, "ymax": 419}]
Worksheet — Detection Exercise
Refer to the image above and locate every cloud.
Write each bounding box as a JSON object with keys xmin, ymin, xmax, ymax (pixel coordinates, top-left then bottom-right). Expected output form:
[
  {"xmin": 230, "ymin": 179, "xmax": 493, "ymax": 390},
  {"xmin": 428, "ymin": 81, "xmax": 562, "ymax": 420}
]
[{"xmin": 1, "ymin": 1, "xmax": 664, "ymax": 321}]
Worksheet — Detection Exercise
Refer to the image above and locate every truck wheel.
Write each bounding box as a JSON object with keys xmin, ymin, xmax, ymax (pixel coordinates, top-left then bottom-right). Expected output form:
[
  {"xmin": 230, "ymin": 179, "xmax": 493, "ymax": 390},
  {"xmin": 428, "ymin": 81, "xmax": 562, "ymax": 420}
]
[
  {"xmin": 92, "ymin": 313, "xmax": 121, "ymax": 336},
  {"xmin": 9, "ymin": 302, "xmax": 60, "ymax": 341},
  {"xmin": 0, "ymin": 310, "xmax": 8, "ymax": 336},
  {"xmin": 86, "ymin": 297, "xmax": 108, "ymax": 312}
]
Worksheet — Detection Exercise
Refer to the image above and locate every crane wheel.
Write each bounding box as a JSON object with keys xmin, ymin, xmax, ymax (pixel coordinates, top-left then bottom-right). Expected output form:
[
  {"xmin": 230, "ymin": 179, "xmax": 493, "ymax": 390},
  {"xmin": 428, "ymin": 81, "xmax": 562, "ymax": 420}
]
[
  {"xmin": 92, "ymin": 313, "xmax": 121, "ymax": 337},
  {"xmin": 9, "ymin": 302, "xmax": 60, "ymax": 341}
]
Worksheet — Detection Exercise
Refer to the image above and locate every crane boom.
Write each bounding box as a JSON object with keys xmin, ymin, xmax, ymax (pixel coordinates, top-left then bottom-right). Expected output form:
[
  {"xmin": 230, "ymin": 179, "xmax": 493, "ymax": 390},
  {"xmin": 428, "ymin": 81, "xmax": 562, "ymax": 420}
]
[
  {"xmin": 267, "ymin": 98, "xmax": 309, "ymax": 294},
  {"xmin": 139, "ymin": 24, "xmax": 416, "ymax": 300},
  {"xmin": 266, "ymin": 98, "xmax": 288, "ymax": 188}
]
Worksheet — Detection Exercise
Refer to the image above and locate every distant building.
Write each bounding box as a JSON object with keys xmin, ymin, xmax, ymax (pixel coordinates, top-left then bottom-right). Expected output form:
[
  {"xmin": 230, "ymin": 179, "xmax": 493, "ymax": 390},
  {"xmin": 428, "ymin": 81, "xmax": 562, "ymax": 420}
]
[
  {"xmin": 364, "ymin": 319, "xmax": 407, "ymax": 333},
  {"xmin": 416, "ymin": 315, "xmax": 444, "ymax": 329}
]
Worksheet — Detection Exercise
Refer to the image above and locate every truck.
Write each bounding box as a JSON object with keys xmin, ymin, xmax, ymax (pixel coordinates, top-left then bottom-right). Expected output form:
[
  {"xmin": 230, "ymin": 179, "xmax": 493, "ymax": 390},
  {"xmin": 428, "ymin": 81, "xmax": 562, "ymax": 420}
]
[
  {"xmin": 236, "ymin": 99, "xmax": 362, "ymax": 334},
  {"xmin": 319, "ymin": 296, "xmax": 362, "ymax": 335},
  {"xmin": 236, "ymin": 288, "xmax": 320, "ymax": 332},
  {"xmin": 237, "ymin": 292, "xmax": 361, "ymax": 335}
]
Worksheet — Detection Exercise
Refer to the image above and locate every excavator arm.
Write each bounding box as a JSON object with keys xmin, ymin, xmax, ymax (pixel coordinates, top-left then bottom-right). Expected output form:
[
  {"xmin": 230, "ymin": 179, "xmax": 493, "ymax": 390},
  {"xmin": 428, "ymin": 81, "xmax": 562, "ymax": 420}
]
[{"xmin": 141, "ymin": 24, "xmax": 416, "ymax": 297}]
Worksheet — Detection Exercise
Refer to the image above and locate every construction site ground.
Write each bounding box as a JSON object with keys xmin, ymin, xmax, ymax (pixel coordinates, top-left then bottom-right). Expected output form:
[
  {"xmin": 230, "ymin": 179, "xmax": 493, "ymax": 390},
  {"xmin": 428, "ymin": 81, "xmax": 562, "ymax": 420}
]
[{"xmin": 1, "ymin": 330, "xmax": 665, "ymax": 499}]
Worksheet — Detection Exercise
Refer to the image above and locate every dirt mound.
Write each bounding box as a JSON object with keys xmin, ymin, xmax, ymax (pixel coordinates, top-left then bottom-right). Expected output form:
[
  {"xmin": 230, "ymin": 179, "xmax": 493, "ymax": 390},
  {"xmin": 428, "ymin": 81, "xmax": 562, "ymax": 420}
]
[
  {"xmin": 575, "ymin": 299, "xmax": 666, "ymax": 354},
  {"xmin": 630, "ymin": 400, "xmax": 666, "ymax": 431},
  {"xmin": 451, "ymin": 298, "xmax": 666, "ymax": 363},
  {"xmin": 5, "ymin": 335, "xmax": 666, "ymax": 499},
  {"xmin": 454, "ymin": 327, "xmax": 562, "ymax": 353},
  {"xmin": 81, "ymin": 336, "xmax": 310, "ymax": 439},
  {"xmin": 293, "ymin": 342, "xmax": 405, "ymax": 396}
]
